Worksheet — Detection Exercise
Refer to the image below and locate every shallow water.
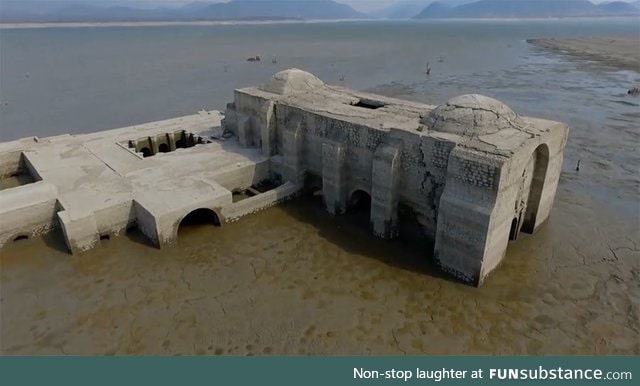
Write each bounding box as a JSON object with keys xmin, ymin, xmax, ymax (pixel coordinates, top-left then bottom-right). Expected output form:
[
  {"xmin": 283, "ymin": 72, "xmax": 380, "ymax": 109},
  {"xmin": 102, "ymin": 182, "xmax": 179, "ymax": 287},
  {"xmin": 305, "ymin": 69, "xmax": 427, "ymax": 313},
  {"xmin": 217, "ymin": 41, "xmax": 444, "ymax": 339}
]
[{"xmin": 1, "ymin": 19, "xmax": 639, "ymax": 355}]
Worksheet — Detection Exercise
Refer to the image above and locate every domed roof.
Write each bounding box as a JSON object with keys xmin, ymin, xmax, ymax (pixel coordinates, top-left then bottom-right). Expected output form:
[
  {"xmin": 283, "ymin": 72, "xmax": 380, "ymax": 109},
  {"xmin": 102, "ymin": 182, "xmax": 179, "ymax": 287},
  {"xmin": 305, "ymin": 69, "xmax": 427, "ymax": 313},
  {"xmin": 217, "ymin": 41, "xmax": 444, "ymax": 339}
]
[
  {"xmin": 259, "ymin": 68, "xmax": 324, "ymax": 95},
  {"xmin": 421, "ymin": 94, "xmax": 522, "ymax": 135}
]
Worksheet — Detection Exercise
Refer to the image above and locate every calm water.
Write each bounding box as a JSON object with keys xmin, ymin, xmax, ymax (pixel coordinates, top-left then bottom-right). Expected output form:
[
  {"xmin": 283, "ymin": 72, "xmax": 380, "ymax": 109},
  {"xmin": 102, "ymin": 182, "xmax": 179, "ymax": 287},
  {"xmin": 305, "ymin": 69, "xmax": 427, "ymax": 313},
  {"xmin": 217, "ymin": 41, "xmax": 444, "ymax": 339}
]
[{"xmin": 1, "ymin": 19, "xmax": 639, "ymax": 355}]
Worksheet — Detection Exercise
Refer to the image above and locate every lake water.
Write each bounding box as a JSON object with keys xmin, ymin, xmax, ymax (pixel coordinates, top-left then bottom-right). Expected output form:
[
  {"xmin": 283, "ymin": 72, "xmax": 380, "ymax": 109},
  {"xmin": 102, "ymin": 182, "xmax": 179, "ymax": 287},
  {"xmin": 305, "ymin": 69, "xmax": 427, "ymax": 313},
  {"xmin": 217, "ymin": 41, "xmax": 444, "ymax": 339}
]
[{"xmin": 1, "ymin": 19, "xmax": 639, "ymax": 355}]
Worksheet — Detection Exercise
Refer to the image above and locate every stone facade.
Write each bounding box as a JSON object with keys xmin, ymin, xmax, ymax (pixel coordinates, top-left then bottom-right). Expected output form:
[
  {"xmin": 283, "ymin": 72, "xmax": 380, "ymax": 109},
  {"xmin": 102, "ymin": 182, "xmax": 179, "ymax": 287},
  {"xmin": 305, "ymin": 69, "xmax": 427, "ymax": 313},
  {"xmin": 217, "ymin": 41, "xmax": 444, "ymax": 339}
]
[
  {"xmin": 0, "ymin": 69, "xmax": 568, "ymax": 286},
  {"xmin": 224, "ymin": 69, "xmax": 568, "ymax": 285}
]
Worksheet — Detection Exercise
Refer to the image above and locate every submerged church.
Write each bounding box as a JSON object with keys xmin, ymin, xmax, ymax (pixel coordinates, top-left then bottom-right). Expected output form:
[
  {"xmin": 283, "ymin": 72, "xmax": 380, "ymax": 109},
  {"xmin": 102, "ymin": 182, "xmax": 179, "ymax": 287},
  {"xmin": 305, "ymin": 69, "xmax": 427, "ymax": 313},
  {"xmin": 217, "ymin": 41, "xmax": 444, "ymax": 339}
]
[{"xmin": 0, "ymin": 69, "xmax": 568, "ymax": 285}]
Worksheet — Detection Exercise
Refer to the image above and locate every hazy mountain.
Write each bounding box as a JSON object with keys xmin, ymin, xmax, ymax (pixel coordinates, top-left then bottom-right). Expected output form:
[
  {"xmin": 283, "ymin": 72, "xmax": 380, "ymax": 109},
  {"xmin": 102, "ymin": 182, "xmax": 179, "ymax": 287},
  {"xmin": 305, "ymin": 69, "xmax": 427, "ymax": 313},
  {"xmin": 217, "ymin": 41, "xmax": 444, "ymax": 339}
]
[
  {"xmin": 597, "ymin": 1, "xmax": 640, "ymax": 14},
  {"xmin": 415, "ymin": 0, "xmax": 640, "ymax": 18},
  {"xmin": 414, "ymin": 1, "xmax": 455, "ymax": 17},
  {"xmin": 196, "ymin": 0, "xmax": 365, "ymax": 20},
  {"xmin": 368, "ymin": 0, "xmax": 478, "ymax": 18},
  {"xmin": 0, "ymin": 0, "xmax": 366, "ymax": 23},
  {"xmin": 369, "ymin": 0, "xmax": 433, "ymax": 18}
]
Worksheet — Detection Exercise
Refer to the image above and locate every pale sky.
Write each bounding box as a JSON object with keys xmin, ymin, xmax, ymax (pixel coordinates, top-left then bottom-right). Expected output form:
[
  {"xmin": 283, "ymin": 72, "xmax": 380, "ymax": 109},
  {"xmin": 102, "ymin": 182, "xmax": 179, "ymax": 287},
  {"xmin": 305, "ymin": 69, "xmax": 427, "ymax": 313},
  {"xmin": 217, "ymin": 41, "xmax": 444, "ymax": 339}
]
[{"xmin": 8, "ymin": 0, "xmax": 634, "ymax": 13}]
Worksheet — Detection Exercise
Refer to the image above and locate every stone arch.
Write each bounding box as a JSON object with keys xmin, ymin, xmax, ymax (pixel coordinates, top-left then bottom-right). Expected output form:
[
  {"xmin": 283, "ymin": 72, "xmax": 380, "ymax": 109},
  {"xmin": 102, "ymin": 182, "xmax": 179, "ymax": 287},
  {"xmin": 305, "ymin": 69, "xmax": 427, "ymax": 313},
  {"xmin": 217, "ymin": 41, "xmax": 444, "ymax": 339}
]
[
  {"xmin": 140, "ymin": 147, "xmax": 152, "ymax": 158},
  {"xmin": 348, "ymin": 189, "xmax": 372, "ymax": 214},
  {"xmin": 176, "ymin": 208, "xmax": 221, "ymax": 237},
  {"xmin": 13, "ymin": 234, "xmax": 29, "ymax": 242},
  {"xmin": 520, "ymin": 144, "xmax": 550, "ymax": 234},
  {"xmin": 158, "ymin": 143, "xmax": 170, "ymax": 153}
]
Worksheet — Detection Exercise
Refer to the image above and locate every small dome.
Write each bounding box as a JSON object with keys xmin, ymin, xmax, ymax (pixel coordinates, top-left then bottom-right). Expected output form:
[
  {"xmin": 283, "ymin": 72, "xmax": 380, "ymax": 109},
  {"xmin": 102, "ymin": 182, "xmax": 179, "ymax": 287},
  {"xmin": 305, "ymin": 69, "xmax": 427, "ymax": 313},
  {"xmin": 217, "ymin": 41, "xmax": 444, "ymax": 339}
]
[
  {"xmin": 259, "ymin": 68, "xmax": 324, "ymax": 95},
  {"xmin": 422, "ymin": 94, "xmax": 522, "ymax": 135}
]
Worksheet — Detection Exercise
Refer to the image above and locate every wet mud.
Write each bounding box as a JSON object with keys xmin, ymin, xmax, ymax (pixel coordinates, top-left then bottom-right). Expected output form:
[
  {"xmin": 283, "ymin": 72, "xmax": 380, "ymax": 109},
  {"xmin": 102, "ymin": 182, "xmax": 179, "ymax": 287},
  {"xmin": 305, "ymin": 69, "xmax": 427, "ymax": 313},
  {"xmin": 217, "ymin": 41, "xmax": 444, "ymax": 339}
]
[{"xmin": 1, "ymin": 190, "xmax": 638, "ymax": 355}]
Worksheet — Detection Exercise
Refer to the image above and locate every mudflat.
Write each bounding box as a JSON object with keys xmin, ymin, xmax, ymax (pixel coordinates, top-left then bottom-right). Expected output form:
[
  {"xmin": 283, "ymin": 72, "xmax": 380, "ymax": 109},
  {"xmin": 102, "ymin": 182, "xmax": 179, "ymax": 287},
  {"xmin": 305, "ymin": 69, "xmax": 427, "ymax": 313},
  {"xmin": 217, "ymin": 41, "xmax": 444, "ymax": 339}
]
[{"xmin": 528, "ymin": 37, "xmax": 640, "ymax": 72}]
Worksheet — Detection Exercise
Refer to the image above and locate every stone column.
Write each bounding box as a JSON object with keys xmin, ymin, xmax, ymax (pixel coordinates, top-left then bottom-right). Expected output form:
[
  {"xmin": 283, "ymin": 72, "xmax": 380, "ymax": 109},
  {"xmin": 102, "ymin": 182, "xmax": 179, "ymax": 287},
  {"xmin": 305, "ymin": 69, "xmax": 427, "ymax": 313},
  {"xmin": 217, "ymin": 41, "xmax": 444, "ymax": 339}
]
[
  {"xmin": 167, "ymin": 132, "xmax": 177, "ymax": 151},
  {"xmin": 260, "ymin": 101, "xmax": 276, "ymax": 157},
  {"xmin": 132, "ymin": 199, "xmax": 160, "ymax": 248},
  {"xmin": 58, "ymin": 210, "xmax": 100, "ymax": 254},
  {"xmin": 523, "ymin": 149, "xmax": 562, "ymax": 233},
  {"xmin": 149, "ymin": 136, "xmax": 159, "ymax": 155},
  {"xmin": 236, "ymin": 112, "xmax": 252, "ymax": 147},
  {"xmin": 371, "ymin": 143, "xmax": 401, "ymax": 239},
  {"xmin": 434, "ymin": 147, "xmax": 505, "ymax": 286},
  {"xmin": 282, "ymin": 125, "xmax": 305, "ymax": 185},
  {"xmin": 322, "ymin": 142, "xmax": 347, "ymax": 215}
]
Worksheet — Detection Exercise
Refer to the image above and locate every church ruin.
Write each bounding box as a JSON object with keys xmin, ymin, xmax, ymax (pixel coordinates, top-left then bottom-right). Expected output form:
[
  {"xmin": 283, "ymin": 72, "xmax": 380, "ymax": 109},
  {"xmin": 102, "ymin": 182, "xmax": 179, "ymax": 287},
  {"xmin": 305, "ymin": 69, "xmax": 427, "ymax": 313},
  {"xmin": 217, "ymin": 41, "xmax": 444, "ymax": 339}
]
[{"xmin": 0, "ymin": 69, "xmax": 568, "ymax": 285}]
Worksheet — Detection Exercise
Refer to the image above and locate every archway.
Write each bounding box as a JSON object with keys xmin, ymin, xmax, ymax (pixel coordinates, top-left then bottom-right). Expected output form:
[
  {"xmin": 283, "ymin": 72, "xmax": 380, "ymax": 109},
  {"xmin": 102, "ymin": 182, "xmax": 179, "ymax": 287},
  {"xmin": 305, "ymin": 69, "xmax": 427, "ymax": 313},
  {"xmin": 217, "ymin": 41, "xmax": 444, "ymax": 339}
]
[
  {"xmin": 348, "ymin": 190, "xmax": 371, "ymax": 212},
  {"xmin": 140, "ymin": 147, "xmax": 152, "ymax": 158},
  {"xmin": 348, "ymin": 189, "xmax": 372, "ymax": 221},
  {"xmin": 13, "ymin": 234, "xmax": 28, "ymax": 242},
  {"xmin": 177, "ymin": 208, "xmax": 221, "ymax": 235},
  {"xmin": 158, "ymin": 143, "xmax": 170, "ymax": 153},
  {"xmin": 520, "ymin": 144, "xmax": 550, "ymax": 234}
]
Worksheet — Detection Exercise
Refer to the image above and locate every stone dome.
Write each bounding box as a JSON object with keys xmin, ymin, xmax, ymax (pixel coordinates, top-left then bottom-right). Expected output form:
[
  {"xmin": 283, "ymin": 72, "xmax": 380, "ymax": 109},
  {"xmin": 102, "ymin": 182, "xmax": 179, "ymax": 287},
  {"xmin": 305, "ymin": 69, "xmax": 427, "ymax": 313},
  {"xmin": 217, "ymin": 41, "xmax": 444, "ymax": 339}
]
[
  {"xmin": 259, "ymin": 68, "xmax": 324, "ymax": 95},
  {"xmin": 421, "ymin": 94, "xmax": 522, "ymax": 135}
]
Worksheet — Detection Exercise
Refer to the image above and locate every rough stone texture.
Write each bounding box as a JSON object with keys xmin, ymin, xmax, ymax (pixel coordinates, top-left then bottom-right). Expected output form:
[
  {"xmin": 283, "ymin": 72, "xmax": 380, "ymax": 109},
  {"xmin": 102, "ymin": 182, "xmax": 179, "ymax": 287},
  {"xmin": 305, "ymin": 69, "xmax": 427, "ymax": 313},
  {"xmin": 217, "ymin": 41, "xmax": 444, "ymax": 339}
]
[
  {"xmin": 422, "ymin": 94, "xmax": 523, "ymax": 136},
  {"xmin": 0, "ymin": 111, "xmax": 299, "ymax": 253},
  {"xmin": 225, "ymin": 69, "xmax": 569, "ymax": 285},
  {"xmin": 0, "ymin": 69, "xmax": 568, "ymax": 285},
  {"xmin": 258, "ymin": 68, "xmax": 325, "ymax": 95}
]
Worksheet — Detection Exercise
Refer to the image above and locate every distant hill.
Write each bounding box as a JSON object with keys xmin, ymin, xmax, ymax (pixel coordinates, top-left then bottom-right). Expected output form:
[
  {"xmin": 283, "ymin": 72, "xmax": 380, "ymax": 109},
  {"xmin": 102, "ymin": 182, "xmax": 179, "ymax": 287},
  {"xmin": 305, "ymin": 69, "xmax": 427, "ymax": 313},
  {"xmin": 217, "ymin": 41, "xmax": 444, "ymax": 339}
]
[
  {"xmin": 0, "ymin": 0, "xmax": 366, "ymax": 23},
  {"xmin": 196, "ymin": 0, "xmax": 365, "ymax": 20},
  {"xmin": 414, "ymin": 0, "xmax": 640, "ymax": 18},
  {"xmin": 414, "ymin": 1, "xmax": 455, "ymax": 18},
  {"xmin": 369, "ymin": 0, "xmax": 433, "ymax": 19},
  {"xmin": 598, "ymin": 1, "xmax": 640, "ymax": 15}
]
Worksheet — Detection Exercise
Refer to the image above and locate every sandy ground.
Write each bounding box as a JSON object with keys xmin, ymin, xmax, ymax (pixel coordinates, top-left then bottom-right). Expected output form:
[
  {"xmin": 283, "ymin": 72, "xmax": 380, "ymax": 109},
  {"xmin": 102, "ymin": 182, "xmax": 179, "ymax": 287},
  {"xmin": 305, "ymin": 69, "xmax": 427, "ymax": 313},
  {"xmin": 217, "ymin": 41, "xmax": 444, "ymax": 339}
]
[{"xmin": 528, "ymin": 37, "xmax": 640, "ymax": 72}]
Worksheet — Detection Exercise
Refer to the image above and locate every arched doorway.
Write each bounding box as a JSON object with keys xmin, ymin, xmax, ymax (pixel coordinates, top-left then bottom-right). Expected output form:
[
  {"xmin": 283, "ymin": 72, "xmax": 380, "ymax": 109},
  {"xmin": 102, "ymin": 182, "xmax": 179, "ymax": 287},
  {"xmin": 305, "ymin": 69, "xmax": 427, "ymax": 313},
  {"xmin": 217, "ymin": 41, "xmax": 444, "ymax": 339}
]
[
  {"xmin": 521, "ymin": 144, "xmax": 550, "ymax": 234},
  {"xmin": 177, "ymin": 208, "xmax": 221, "ymax": 235},
  {"xmin": 13, "ymin": 234, "xmax": 28, "ymax": 242},
  {"xmin": 158, "ymin": 143, "xmax": 170, "ymax": 153},
  {"xmin": 140, "ymin": 147, "xmax": 152, "ymax": 158},
  {"xmin": 348, "ymin": 190, "xmax": 372, "ymax": 214},
  {"xmin": 347, "ymin": 190, "xmax": 371, "ymax": 227}
]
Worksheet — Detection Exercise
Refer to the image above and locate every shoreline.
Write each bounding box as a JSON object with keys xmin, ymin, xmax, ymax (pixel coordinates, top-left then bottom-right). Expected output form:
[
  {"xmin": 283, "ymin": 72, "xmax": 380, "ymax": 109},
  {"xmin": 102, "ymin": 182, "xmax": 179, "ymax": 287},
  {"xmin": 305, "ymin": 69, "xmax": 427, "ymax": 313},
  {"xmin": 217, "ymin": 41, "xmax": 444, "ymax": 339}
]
[
  {"xmin": 0, "ymin": 19, "xmax": 365, "ymax": 30},
  {"xmin": 1, "ymin": 16, "xmax": 639, "ymax": 30},
  {"xmin": 527, "ymin": 37, "xmax": 640, "ymax": 72}
]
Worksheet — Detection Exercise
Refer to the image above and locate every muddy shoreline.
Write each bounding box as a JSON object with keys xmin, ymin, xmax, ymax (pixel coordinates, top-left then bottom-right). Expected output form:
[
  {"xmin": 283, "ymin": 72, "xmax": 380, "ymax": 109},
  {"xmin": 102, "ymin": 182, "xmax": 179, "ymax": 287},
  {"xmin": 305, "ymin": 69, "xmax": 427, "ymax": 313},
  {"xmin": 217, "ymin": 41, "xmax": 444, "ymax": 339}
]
[
  {"xmin": 527, "ymin": 37, "xmax": 640, "ymax": 72},
  {"xmin": 1, "ymin": 190, "xmax": 638, "ymax": 355}
]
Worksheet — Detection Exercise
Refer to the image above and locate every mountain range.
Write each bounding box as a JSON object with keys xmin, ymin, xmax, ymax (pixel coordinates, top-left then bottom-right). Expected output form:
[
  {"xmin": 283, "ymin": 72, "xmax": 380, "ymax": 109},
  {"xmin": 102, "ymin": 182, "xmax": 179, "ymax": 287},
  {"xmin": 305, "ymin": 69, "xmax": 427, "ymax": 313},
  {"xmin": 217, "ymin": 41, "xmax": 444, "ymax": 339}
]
[
  {"xmin": 1, "ymin": 0, "xmax": 638, "ymax": 23},
  {"xmin": 0, "ymin": 0, "xmax": 365, "ymax": 23},
  {"xmin": 414, "ymin": 0, "xmax": 640, "ymax": 18}
]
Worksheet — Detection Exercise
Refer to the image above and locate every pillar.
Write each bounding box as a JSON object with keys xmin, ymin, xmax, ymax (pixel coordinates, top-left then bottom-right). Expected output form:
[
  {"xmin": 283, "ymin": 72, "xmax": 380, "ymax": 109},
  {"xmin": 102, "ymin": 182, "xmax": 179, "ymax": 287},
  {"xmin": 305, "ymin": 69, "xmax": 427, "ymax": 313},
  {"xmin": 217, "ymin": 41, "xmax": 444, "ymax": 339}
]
[
  {"xmin": 282, "ymin": 125, "xmax": 305, "ymax": 185},
  {"xmin": 322, "ymin": 142, "xmax": 347, "ymax": 215},
  {"xmin": 371, "ymin": 143, "xmax": 401, "ymax": 239},
  {"xmin": 434, "ymin": 147, "xmax": 506, "ymax": 286}
]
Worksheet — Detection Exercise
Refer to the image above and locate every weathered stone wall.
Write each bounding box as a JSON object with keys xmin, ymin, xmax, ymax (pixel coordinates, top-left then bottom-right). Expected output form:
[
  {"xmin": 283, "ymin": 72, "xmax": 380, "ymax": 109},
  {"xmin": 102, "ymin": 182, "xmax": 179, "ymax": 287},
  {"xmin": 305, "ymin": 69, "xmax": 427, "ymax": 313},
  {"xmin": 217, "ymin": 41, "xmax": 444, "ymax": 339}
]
[
  {"xmin": 233, "ymin": 90, "xmax": 276, "ymax": 153},
  {"xmin": 228, "ymin": 76, "xmax": 569, "ymax": 286},
  {"xmin": 222, "ymin": 181, "xmax": 300, "ymax": 221},
  {"xmin": 434, "ymin": 148, "xmax": 503, "ymax": 284},
  {"xmin": 0, "ymin": 181, "xmax": 59, "ymax": 246},
  {"xmin": 269, "ymin": 103, "xmax": 445, "ymax": 237}
]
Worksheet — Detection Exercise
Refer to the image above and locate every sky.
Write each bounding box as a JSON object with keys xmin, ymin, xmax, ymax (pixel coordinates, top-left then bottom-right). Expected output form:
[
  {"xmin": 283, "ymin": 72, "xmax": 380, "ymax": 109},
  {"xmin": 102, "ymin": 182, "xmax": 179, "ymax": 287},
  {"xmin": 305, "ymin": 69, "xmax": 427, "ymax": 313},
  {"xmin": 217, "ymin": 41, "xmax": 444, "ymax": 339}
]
[{"xmin": 6, "ymin": 0, "xmax": 634, "ymax": 13}]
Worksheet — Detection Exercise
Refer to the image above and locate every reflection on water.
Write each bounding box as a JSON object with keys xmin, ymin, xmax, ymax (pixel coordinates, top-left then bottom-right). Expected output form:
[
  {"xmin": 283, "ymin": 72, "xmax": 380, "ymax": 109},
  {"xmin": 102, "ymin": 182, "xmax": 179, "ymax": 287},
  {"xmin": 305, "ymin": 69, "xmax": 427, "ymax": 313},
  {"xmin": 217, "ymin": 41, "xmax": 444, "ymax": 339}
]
[{"xmin": 1, "ymin": 19, "xmax": 639, "ymax": 354}]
